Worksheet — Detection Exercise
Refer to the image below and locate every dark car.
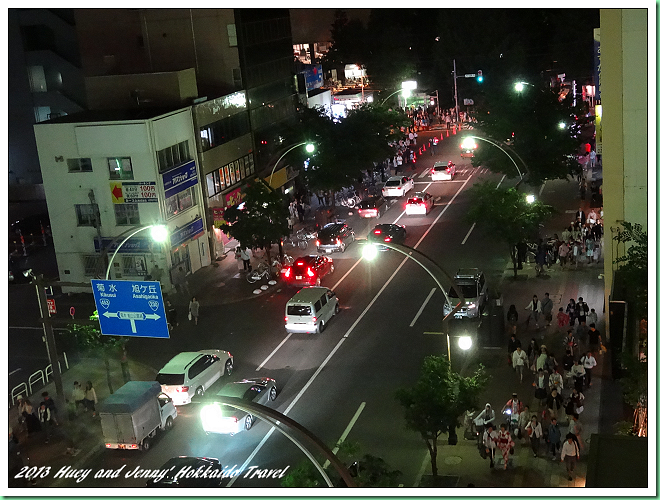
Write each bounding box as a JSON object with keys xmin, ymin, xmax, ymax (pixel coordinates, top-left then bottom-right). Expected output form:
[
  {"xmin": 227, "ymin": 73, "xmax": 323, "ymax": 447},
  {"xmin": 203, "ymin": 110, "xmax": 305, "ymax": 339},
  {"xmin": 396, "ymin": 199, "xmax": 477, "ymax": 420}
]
[
  {"xmin": 281, "ymin": 255, "xmax": 334, "ymax": 287},
  {"xmin": 316, "ymin": 222, "xmax": 355, "ymax": 254},
  {"xmin": 357, "ymin": 196, "xmax": 388, "ymax": 219},
  {"xmin": 145, "ymin": 456, "xmax": 223, "ymax": 487},
  {"xmin": 367, "ymin": 224, "xmax": 407, "ymax": 249}
]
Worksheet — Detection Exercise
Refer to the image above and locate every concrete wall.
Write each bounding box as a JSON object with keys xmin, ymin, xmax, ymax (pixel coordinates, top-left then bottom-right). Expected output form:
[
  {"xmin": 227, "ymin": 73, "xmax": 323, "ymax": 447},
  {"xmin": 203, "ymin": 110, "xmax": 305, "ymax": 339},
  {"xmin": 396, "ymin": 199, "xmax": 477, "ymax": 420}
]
[{"xmin": 600, "ymin": 8, "xmax": 650, "ymax": 337}]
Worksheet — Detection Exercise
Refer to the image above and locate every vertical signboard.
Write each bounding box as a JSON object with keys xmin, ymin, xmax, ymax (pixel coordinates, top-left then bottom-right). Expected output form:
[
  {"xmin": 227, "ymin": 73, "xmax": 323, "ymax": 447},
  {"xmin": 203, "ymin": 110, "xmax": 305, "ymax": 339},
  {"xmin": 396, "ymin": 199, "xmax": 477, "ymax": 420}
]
[{"xmin": 593, "ymin": 28, "xmax": 601, "ymax": 101}]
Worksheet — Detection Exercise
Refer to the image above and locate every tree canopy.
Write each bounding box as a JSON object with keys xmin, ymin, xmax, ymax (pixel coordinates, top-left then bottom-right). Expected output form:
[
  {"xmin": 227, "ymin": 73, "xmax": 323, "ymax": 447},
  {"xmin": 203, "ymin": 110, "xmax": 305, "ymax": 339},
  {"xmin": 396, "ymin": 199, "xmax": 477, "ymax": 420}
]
[
  {"xmin": 464, "ymin": 182, "xmax": 555, "ymax": 276},
  {"xmin": 395, "ymin": 355, "xmax": 488, "ymax": 477},
  {"xmin": 612, "ymin": 221, "xmax": 648, "ymax": 317}
]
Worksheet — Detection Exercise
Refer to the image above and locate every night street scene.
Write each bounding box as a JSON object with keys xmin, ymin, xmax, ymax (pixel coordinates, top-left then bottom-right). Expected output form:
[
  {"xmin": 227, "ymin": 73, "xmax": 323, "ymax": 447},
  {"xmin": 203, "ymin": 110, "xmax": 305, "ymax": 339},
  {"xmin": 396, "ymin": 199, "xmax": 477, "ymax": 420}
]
[{"xmin": 5, "ymin": 6, "xmax": 654, "ymax": 493}]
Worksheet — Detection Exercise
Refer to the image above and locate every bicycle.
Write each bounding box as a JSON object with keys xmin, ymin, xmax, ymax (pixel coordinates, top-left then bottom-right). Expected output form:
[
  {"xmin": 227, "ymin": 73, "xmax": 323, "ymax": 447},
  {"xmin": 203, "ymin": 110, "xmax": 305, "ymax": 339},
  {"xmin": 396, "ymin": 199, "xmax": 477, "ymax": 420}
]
[
  {"xmin": 246, "ymin": 262, "xmax": 271, "ymax": 283},
  {"xmin": 271, "ymin": 254, "xmax": 293, "ymax": 273},
  {"xmin": 283, "ymin": 235, "xmax": 308, "ymax": 250},
  {"xmin": 296, "ymin": 227, "xmax": 317, "ymax": 242}
]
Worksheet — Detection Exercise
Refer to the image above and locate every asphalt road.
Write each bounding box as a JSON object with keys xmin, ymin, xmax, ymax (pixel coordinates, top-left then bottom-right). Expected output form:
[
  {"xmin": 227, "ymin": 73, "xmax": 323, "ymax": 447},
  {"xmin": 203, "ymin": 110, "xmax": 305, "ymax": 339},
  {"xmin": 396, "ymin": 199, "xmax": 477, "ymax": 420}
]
[{"xmin": 42, "ymin": 130, "xmax": 523, "ymax": 488}]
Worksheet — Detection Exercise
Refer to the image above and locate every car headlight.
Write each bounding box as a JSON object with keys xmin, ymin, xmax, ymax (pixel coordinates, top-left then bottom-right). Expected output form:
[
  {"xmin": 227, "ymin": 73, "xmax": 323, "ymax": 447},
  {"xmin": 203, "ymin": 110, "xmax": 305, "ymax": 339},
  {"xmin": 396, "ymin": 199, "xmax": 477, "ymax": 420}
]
[{"xmin": 467, "ymin": 303, "xmax": 477, "ymax": 309}]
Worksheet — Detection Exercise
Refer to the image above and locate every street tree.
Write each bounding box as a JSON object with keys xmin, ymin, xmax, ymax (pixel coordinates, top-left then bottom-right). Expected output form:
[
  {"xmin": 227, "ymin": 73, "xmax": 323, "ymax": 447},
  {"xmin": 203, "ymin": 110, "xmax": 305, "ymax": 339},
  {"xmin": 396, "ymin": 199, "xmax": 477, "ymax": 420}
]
[
  {"xmin": 473, "ymin": 80, "xmax": 584, "ymax": 185},
  {"xmin": 395, "ymin": 355, "xmax": 488, "ymax": 478},
  {"xmin": 288, "ymin": 104, "xmax": 408, "ymax": 204},
  {"xmin": 221, "ymin": 179, "xmax": 289, "ymax": 266},
  {"xmin": 464, "ymin": 182, "xmax": 555, "ymax": 277},
  {"xmin": 612, "ymin": 221, "xmax": 648, "ymax": 317}
]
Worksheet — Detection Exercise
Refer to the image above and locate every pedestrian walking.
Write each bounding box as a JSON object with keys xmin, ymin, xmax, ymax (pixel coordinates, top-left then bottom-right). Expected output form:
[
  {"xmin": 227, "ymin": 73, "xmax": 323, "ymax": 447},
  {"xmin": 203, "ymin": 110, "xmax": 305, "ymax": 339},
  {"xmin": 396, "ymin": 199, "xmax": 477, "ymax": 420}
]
[
  {"xmin": 149, "ymin": 264, "xmax": 164, "ymax": 284},
  {"xmin": 546, "ymin": 417, "xmax": 562, "ymax": 459},
  {"xmin": 41, "ymin": 392, "xmax": 58, "ymax": 426},
  {"xmin": 516, "ymin": 241, "xmax": 527, "ymax": 269},
  {"xmin": 562, "ymin": 348, "xmax": 575, "ymax": 373},
  {"xmin": 71, "ymin": 381, "xmax": 85, "ymax": 411},
  {"xmin": 572, "ymin": 241, "xmax": 581, "ymax": 269},
  {"xmin": 166, "ymin": 300, "xmax": 178, "ymax": 329},
  {"xmin": 483, "ymin": 423, "xmax": 498, "ymax": 468},
  {"xmin": 569, "ymin": 359, "xmax": 586, "ymax": 392},
  {"xmin": 568, "ymin": 414, "xmax": 585, "ymax": 451},
  {"xmin": 565, "ymin": 388, "xmax": 584, "ymax": 421},
  {"xmin": 581, "ymin": 351, "xmax": 597, "ymax": 387},
  {"xmin": 525, "ymin": 416, "xmax": 543, "ymax": 457},
  {"xmin": 576, "ymin": 319, "xmax": 589, "ymax": 349},
  {"xmin": 546, "ymin": 352, "xmax": 559, "ymax": 374},
  {"xmin": 188, "ymin": 296, "xmax": 200, "ymax": 326},
  {"xmin": 561, "ymin": 434, "xmax": 580, "ymax": 480},
  {"xmin": 512, "ymin": 346, "xmax": 529, "ymax": 383},
  {"xmin": 296, "ymin": 201, "xmax": 305, "ymax": 223},
  {"xmin": 37, "ymin": 403, "xmax": 52, "ymax": 443},
  {"xmin": 84, "ymin": 381, "xmax": 98, "ymax": 417},
  {"xmin": 527, "ymin": 338, "xmax": 540, "ymax": 370},
  {"xmin": 548, "ymin": 367, "xmax": 564, "ymax": 394},
  {"xmin": 587, "ymin": 308, "xmax": 598, "ymax": 327},
  {"xmin": 507, "ymin": 333, "xmax": 521, "ymax": 366},
  {"xmin": 563, "ymin": 330, "xmax": 578, "ymax": 357},
  {"xmin": 546, "ymin": 387, "xmax": 564, "ymax": 421},
  {"xmin": 556, "ymin": 307, "xmax": 570, "ymax": 329},
  {"xmin": 175, "ymin": 266, "xmax": 191, "ymax": 297},
  {"xmin": 496, "ymin": 424, "xmax": 515, "ymax": 470},
  {"xmin": 536, "ymin": 345, "xmax": 548, "ymax": 373},
  {"xmin": 506, "ymin": 305, "xmax": 519, "ymax": 335},
  {"xmin": 540, "ymin": 292, "xmax": 553, "ymax": 327},
  {"xmin": 474, "ymin": 403, "xmax": 496, "ymax": 436},
  {"xmin": 19, "ymin": 397, "xmax": 40, "ymax": 435},
  {"xmin": 518, "ymin": 405, "xmax": 532, "ymax": 443},
  {"xmin": 239, "ymin": 247, "xmax": 252, "ymax": 271},
  {"xmin": 575, "ymin": 297, "xmax": 589, "ymax": 324},
  {"xmin": 576, "ymin": 208, "xmax": 586, "ymax": 225},
  {"xmin": 588, "ymin": 324, "xmax": 602, "ymax": 355},
  {"xmin": 533, "ymin": 370, "xmax": 548, "ymax": 408},
  {"xmin": 525, "ymin": 295, "xmax": 542, "ymax": 330},
  {"xmin": 534, "ymin": 246, "xmax": 546, "ymax": 276},
  {"xmin": 566, "ymin": 298, "xmax": 577, "ymax": 326},
  {"xmin": 558, "ymin": 241, "xmax": 570, "ymax": 268}
]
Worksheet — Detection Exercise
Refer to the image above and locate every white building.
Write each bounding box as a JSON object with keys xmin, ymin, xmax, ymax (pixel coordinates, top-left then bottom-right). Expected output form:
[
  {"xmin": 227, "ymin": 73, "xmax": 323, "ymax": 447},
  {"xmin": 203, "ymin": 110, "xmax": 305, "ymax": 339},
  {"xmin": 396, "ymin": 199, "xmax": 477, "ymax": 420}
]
[{"xmin": 33, "ymin": 106, "xmax": 210, "ymax": 292}]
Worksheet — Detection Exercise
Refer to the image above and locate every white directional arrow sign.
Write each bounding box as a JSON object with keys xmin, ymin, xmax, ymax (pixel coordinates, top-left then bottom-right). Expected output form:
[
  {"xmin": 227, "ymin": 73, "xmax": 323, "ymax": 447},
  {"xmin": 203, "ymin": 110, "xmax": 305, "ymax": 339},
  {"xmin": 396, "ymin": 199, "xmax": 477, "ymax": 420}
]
[{"xmin": 103, "ymin": 310, "xmax": 162, "ymax": 333}]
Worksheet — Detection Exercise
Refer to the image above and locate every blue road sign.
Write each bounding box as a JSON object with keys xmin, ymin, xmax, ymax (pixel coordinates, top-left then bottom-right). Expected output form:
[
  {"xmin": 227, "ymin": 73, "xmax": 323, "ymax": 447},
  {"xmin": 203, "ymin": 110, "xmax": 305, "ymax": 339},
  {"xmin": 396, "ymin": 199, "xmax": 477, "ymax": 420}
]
[{"xmin": 91, "ymin": 280, "xmax": 169, "ymax": 338}]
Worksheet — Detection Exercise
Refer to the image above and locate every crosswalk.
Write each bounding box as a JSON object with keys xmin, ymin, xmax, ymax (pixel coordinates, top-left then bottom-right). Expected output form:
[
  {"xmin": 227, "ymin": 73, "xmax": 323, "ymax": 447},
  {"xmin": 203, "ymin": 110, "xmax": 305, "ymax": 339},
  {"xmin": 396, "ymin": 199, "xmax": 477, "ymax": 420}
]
[{"xmin": 409, "ymin": 165, "xmax": 489, "ymax": 180}]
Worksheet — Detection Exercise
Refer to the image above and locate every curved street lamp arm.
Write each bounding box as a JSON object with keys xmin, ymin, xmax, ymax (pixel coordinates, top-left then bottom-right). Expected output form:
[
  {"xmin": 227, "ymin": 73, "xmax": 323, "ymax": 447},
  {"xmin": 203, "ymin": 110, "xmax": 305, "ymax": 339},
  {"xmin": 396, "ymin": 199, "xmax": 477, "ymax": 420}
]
[
  {"xmin": 469, "ymin": 135, "xmax": 524, "ymax": 182},
  {"xmin": 216, "ymin": 397, "xmax": 356, "ymax": 487},
  {"xmin": 268, "ymin": 142, "xmax": 310, "ymax": 186},
  {"xmin": 94, "ymin": 224, "xmax": 162, "ymax": 279},
  {"xmin": 105, "ymin": 225, "xmax": 155, "ymax": 280},
  {"xmin": 381, "ymin": 88, "xmax": 403, "ymax": 103}
]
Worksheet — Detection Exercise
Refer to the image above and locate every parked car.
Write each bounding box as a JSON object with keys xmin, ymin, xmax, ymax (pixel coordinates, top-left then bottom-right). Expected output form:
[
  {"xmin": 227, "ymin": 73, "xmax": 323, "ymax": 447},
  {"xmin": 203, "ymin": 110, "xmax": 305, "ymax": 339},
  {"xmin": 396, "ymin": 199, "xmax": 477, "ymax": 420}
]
[
  {"xmin": 357, "ymin": 195, "xmax": 388, "ymax": 219},
  {"xmin": 281, "ymin": 255, "xmax": 334, "ymax": 287},
  {"xmin": 381, "ymin": 176, "xmax": 414, "ymax": 198},
  {"xmin": 201, "ymin": 377, "xmax": 277, "ymax": 435},
  {"xmin": 405, "ymin": 192, "xmax": 435, "ymax": 216},
  {"xmin": 316, "ymin": 222, "xmax": 355, "ymax": 253},
  {"xmin": 156, "ymin": 350, "xmax": 233, "ymax": 405},
  {"xmin": 443, "ymin": 268, "xmax": 489, "ymax": 319},
  {"xmin": 367, "ymin": 224, "xmax": 407, "ymax": 248},
  {"xmin": 146, "ymin": 457, "xmax": 223, "ymax": 487},
  {"xmin": 430, "ymin": 161, "xmax": 456, "ymax": 181}
]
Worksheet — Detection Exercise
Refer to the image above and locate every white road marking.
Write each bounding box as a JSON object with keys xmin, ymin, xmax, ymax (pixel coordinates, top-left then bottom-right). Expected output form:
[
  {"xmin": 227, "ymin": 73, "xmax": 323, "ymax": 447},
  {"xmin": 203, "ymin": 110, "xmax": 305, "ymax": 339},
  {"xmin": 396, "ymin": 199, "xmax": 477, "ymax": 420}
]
[
  {"xmin": 410, "ymin": 288, "xmax": 437, "ymax": 326},
  {"xmin": 323, "ymin": 402, "xmax": 366, "ymax": 468},
  {"xmin": 413, "ymin": 451, "xmax": 431, "ymax": 487},
  {"xmin": 496, "ymin": 174, "xmax": 507, "ymax": 189},
  {"xmin": 420, "ymin": 168, "xmax": 430, "ymax": 177},
  {"xmin": 9, "ymin": 369, "xmax": 21, "ymax": 376},
  {"xmin": 230, "ymin": 171, "xmax": 477, "ymax": 484},
  {"xmin": 333, "ymin": 257, "xmax": 363, "ymax": 289},
  {"xmin": 255, "ymin": 333, "xmax": 293, "ymax": 371},
  {"xmin": 461, "ymin": 223, "xmax": 476, "ymax": 245}
]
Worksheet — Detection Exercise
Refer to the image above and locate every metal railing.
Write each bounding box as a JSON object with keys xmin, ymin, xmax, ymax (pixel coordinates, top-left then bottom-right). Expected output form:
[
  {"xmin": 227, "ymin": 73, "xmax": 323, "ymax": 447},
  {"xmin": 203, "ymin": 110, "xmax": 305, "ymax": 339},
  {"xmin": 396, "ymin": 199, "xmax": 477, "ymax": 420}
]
[{"xmin": 10, "ymin": 352, "xmax": 69, "ymax": 407}]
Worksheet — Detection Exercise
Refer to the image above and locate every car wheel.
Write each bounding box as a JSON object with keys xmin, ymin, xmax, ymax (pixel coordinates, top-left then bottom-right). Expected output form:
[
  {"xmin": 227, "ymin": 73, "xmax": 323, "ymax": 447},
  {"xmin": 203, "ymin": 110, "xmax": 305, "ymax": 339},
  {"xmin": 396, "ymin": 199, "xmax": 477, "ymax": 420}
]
[
  {"xmin": 269, "ymin": 387, "xmax": 277, "ymax": 401},
  {"xmin": 340, "ymin": 243, "xmax": 346, "ymax": 253},
  {"xmin": 318, "ymin": 320, "xmax": 325, "ymax": 333},
  {"xmin": 245, "ymin": 414, "xmax": 253, "ymax": 431},
  {"xmin": 195, "ymin": 386, "xmax": 204, "ymax": 398},
  {"xmin": 334, "ymin": 303, "xmax": 340, "ymax": 315},
  {"xmin": 142, "ymin": 437, "xmax": 151, "ymax": 451},
  {"xmin": 165, "ymin": 416, "xmax": 174, "ymax": 431},
  {"xmin": 225, "ymin": 359, "xmax": 234, "ymax": 376}
]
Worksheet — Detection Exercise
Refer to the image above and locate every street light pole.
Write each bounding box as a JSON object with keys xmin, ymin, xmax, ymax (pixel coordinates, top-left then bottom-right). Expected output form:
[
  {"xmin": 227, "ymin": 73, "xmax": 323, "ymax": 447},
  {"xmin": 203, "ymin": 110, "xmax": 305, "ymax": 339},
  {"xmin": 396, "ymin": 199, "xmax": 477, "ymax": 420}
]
[
  {"xmin": 466, "ymin": 135, "xmax": 528, "ymax": 184},
  {"xmin": 267, "ymin": 142, "xmax": 315, "ymax": 188},
  {"xmin": 105, "ymin": 224, "xmax": 168, "ymax": 280},
  {"xmin": 453, "ymin": 59, "xmax": 460, "ymax": 123}
]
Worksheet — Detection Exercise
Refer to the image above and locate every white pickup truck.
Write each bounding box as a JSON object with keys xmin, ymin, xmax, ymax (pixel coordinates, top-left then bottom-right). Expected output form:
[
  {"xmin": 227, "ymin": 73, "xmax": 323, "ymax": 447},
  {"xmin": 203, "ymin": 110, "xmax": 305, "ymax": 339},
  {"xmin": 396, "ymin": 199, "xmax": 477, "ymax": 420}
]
[{"xmin": 99, "ymin": 381, "xmax": 177, "ymax": 451}]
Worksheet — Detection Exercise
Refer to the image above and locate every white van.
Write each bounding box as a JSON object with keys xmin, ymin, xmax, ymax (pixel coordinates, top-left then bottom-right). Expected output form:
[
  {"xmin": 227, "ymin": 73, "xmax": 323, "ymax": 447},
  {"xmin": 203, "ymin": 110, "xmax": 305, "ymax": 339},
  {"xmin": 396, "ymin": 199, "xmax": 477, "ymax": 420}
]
[{"xmin": 285, "ymin": 287, "xmax": 339, "ymax": 334}]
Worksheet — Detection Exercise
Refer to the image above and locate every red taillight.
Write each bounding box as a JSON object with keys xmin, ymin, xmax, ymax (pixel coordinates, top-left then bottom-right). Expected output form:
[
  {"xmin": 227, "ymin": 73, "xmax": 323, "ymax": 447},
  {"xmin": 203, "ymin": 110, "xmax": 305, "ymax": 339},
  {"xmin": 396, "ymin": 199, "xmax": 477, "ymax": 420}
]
[
  {"xmin": 358, "ymin": 209, "xmax": 362, "ymax": 213},
  {"xmin": 306, "ymin": 268, "xmax": 315, "ymax": 277},
  {"xmin": 316, "ymin": 240, "xmax": 320, "ymax": 246},
  {"xmin": 105, "ymin": 443, "xmax": 112, "ymax": 448},
  {"xmin": 284, "ymin": 316, "xmax": 288, "ymax": 322},
  {"xmin": 336, "ymin": 238, "xmax": 341, "ymax": 246},
  {"xmin": 374, "ymin": 229, "xmax": 381, "ymax": 234},
  {"xmin": 384, "ymin": 237, "xmax": 391, "ymax": 242},
  {"xmin": 177, "ymin": 386, "xmax": 189, "ymax": 393},
  {"xmin": 131, "ymin": 444, "xmax": 138, "ymax": 449},
  {"xmin": 312, "ymin": 316, "xmax": 317, "ymax": 323}
]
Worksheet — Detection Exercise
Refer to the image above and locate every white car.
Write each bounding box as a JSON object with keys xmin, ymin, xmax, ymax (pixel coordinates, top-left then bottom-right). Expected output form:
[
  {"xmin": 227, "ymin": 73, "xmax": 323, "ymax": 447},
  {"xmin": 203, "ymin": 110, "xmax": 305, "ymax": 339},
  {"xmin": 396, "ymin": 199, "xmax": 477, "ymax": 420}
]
[
  {"xmin": 405, "ymin": 192, "xmax": 435, "ymax": 216},
  {"xmin": 157, "ymin": 350, "xmax": 234, "ymax": 405},
  {"xmin": 382, "ymin": 176, "xmax": 414, "ymax": 198},
  {"xmin": 430, "ymin": 161, "xmax": 456, "ymax": 181}
]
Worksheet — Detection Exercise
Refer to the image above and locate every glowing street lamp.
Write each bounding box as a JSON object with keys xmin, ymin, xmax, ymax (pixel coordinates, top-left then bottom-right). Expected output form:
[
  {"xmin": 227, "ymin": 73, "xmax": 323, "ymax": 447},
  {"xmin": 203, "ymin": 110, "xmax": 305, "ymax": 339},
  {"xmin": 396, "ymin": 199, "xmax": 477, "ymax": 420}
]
[
  {"xmin": 526, "ymin": 194, "xmax": 536, "ymax": 204},
  {"xmin": 558, "ymin": 122, "xmax": 567, "ymax": 129},
  {"xmin": 105, "ymin": 224, "xmax": 168, "ymax": 280},
  {"xmin": 267, "ymin": 142, "xmax": 315, "ymax": 187},
  {"xmin": 458, "ymin": 336, "xmax": 473, "ymax": 351}
]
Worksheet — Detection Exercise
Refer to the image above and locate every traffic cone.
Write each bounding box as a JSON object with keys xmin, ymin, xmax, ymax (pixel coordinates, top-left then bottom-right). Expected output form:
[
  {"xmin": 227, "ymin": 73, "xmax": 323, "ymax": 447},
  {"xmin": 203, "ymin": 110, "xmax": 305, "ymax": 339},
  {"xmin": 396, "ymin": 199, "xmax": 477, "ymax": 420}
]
[
  {"xmin": 419, "ymin": 148, "xmax": 422, "ymax": 156},
  {"xmin": 423, "ymin": 143, "xmax": 426, "ymax": 151},
  {"xmin": 452, "ymin": 126, "xmax": 456, "ymax": 135},
  {"xmin": 439, "ymin": 134, "xmax": 443, "ymax": 140},
  {"xmin": 446, "ymin": 130, "xmax": 450, "ymax": 138},
  {"xmin": 459, "ymin": 123, "xmax": 462, "ymax": 131}
]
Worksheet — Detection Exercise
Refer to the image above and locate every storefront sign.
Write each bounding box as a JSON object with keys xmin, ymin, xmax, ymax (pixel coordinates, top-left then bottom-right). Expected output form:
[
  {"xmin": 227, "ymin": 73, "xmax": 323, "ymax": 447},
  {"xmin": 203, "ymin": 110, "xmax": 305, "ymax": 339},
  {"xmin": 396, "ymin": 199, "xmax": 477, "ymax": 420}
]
[
  {"xmin": 94, "ymin": 237, "xmax": 153, "ymax": 254},
  {"xmin": 302, "ymin": 64, "xmax": 324, "ymax": 91},
  {"xmin": 170, "ymin": 217, "xmax": 204, "ymax": 247},
  {"xmin": 211, "ymin": 207, "xmax": 226, "ymax": 221},
  {"xmin": 593, "ymin": 28, "xmax": 601, "ymax": 101},
  {"xmin": 225, "ymin": 187, "xmax": 244, "ymax": 208},
  {"xmin": 110, "ymin": 181, "xmax": 158, "ymax": 204},
  {"xmin": 163, "ymin": 160, "xmax": 198, "ymax": 199}
]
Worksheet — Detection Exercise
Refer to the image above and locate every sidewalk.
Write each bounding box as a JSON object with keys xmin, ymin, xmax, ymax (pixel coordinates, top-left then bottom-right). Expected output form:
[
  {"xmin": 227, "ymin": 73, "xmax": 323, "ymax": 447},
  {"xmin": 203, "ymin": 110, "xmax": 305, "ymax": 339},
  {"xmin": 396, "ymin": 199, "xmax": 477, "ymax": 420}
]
[{"xmin": 9, "ymin": 357, "xmax": 157, "ymax": 487}]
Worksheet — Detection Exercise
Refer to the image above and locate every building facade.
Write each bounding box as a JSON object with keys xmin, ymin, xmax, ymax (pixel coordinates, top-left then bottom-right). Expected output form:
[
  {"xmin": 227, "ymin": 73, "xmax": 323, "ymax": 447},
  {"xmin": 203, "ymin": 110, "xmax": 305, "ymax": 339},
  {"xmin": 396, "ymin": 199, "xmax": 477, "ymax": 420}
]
[{"xmin": 33, "ymin": 107, "xmax": 210, "ymax": 292}]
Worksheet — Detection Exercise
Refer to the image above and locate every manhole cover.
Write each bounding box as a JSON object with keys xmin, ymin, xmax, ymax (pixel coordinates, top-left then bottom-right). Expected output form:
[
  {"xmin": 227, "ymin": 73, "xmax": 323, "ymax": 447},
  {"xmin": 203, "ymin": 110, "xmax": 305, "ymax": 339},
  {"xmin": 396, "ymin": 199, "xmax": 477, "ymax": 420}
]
[{"xmin": 444, "ymin": 456, "xmax": 462, "ymax": 465}]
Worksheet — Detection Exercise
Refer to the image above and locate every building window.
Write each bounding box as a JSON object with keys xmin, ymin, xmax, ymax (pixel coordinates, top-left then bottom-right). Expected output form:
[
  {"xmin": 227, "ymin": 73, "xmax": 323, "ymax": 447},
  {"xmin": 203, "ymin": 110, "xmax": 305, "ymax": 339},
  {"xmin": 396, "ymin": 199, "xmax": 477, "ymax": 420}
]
[
  {"xmin": 164, "ymin": 186, "xmax": 197, "ymax": 219},
  {"xmin": 75, "ymin": 204, "xmax": 98, "ymax": 226},
  {"xmin": 205, "ymin": 153, "xmax": 256, "ymax": 198},
  {"xmin": 67, "ymin": 158, "xmax": 92, "ymax": 172},
  {"xmin": 114, "ymin": 203, "xmax": 140, "ymax": 225},
  {"xmin": 227, "ymin": 24, "xmax": 238, "ymax": 47},
  {"xmin": 232, "ymin": 67, "xmax": 242, "ymax": 88},
  {"xmin": 157, "ymin": 141, "xmax": 191, "ymax": 173},
  {"xmin": 83, "ymin": 254, "xmax": 102, "ymax": 276},
  {"xmin": 121, "ymin": 255, "xmax": 148, "ymax": 276},
  {"xmin": 198, "ymin": 112, "xmax": 250, "ymax": 152},
  {"xmin": 108, "ymin": 157, "xmax": 133, "ymax": 180}
]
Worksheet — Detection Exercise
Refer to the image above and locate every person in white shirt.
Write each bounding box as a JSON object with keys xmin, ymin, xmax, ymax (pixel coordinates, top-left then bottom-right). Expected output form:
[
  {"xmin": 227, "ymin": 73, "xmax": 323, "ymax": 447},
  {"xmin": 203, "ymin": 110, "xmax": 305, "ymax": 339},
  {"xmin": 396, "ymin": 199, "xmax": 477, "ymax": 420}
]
[
  {"xmin": 581, "ymin": 351, "xmax": 597, "ymax": 387},
  {"xmin": 525, "ymin": 415, "xmax": 543, "ymax": 457},
  {"xmin": 561, "ymin": 435, "xmax": 580, "ymax": 480},
  {"xmin": 569, "ymin": 359, "xmax": 586, "ymax": 392},
  {"xmin": 474, "ymin": 403, "xmax": 496, "ymax": 434},
  {"xmin": 511, "ymin": 347, "xmax": 529, "ymax": 383}
]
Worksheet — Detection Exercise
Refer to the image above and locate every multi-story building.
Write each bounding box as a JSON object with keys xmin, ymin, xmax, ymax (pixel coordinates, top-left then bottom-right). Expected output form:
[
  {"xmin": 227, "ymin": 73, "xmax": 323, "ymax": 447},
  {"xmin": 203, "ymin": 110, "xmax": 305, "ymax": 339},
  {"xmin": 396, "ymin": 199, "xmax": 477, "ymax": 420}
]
[{"xmin": 33, "ymin": 107, "xmax": 210, "ymax": 292}]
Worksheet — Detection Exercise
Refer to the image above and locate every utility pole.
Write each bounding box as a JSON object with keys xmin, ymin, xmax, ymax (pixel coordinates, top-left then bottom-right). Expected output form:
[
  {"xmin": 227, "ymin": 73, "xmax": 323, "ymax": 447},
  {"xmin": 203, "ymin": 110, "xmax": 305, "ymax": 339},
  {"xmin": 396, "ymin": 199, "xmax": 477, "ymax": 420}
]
[
  {"xmin": 34, "ymin": 274, "xmax": 64, "ymax": 399},
  {"xmin": 453, "ymin": 59, "xmax": 460, "ymax": 124}
]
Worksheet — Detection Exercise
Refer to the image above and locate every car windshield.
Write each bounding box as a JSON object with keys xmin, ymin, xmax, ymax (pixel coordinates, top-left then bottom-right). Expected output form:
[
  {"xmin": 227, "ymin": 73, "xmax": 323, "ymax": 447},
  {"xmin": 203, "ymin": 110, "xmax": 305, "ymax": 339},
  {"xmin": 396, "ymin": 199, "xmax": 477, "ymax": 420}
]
[
  {"xmin": 385, "ymin": 180, "xmax": 401, "ymax": 187},
  {"xmin": 448, "ymin": 284, "xmax": 478, "ymax": 298},
  {"xmin": 287, "ymin": 305, "xmax": 312, "ymax": 316},
  {"xmin": 156, "ymin": 373, "xmax": 185, "ymax": 386}
]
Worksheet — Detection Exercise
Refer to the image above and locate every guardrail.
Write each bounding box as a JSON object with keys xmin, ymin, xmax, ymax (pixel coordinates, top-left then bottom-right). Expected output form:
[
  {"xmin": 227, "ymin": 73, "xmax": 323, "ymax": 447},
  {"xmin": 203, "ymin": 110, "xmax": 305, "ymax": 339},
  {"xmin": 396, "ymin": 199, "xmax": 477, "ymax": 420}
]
[{"xmin": 9, "ymin": 352, "xmax": 69, "ymax": 407}]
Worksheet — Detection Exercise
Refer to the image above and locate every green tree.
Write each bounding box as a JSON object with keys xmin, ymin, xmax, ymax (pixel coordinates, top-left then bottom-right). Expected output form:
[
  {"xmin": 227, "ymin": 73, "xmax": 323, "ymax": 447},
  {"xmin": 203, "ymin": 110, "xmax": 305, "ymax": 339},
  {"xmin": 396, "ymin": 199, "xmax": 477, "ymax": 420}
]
[
  {"xmin": 221, "ymin": 179, "xmax": 289, "ymax": 266},
  {"xmin": 612, "ymin": 222, "xmax": 648, "ymax": 316},
  {"xmin": 288, "ymin": 104, "xmax": 408, "ymax": 203},
  {"xmin": 473, "ymin": 81, "xmax": 583, "ymax": 185},
  {"xmin": 464, "ymin": 182, "xmax": 555, "ymax": 277},
  {"xmin": 395, "ymin": 355, "xmax": 488, "ymax": 478}
]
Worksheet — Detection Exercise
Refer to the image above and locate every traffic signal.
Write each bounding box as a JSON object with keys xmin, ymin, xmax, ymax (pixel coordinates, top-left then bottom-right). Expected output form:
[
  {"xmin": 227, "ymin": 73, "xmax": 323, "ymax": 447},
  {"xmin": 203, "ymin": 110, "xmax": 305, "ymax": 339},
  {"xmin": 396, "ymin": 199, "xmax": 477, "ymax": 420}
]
[{"xmin": 476, "ymin": 70, "xmax": 483, "ymax": 83}]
